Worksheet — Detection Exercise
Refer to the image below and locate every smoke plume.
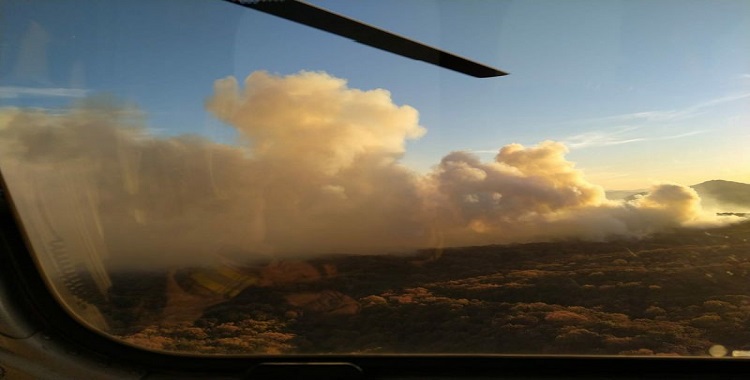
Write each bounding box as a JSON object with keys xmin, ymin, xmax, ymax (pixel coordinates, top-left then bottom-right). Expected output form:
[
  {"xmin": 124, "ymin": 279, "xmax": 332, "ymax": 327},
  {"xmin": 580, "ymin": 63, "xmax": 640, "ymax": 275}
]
[{"xmin": 0, "ymin": 71, "xmax": 736, "ymax": 270}]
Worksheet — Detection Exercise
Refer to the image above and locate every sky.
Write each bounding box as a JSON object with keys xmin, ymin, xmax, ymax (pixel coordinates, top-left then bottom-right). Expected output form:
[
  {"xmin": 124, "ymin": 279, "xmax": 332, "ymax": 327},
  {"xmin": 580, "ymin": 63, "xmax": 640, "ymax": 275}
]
[{"xmin": 1, "ymin": 0, "xmax": 749, "ymax": 190}]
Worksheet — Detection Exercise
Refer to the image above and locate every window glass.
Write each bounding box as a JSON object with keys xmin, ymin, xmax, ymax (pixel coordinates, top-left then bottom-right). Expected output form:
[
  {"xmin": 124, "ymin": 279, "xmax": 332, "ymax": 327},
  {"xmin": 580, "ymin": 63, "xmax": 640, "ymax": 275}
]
[{"xmin": 1, "ymin": 0, "xmax": 749, "ymax": 356}]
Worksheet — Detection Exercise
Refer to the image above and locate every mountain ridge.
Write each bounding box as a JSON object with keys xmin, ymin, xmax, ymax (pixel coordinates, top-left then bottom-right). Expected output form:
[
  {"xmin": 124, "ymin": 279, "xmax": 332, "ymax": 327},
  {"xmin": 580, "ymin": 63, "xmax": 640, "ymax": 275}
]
[
  {"xmin": 691, "ymin": 180, "xmax": 750, "ymax": 209},
  {"xmin": 606, "ymin": 180, "xmax": 750, "ymax": 211}
]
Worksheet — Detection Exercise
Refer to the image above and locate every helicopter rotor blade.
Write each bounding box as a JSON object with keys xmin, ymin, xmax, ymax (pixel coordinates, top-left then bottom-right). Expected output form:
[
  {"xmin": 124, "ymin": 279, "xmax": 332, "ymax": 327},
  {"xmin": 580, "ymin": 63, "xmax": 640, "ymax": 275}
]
[{"xmin": 227, "ymin": 0, "xmax": 508, "ymax": 78}]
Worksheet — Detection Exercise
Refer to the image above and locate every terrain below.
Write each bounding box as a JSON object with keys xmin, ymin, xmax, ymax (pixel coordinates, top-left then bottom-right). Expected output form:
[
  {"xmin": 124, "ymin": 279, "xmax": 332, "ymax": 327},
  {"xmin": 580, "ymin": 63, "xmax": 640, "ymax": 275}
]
[{"xmin": 109, "ymin": 219, "xmax": 750, "ymax": 356}]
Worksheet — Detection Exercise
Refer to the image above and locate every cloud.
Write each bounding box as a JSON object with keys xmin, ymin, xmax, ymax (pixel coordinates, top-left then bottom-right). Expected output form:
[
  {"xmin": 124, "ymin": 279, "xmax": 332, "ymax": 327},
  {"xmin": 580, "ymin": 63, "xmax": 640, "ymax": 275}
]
[
  {"xmin": 0, "ymin": 71, "xmax": 739, "ymax": 272},
  {"xmin": 0, "ymin": 86, "xmax": 89, "ymax": 99},
  {"xmin": 558, "ymin": 93, "xmax": 748, "ymax": 149},
  {"xmin": 582, "ymin": 93, "xmax": 750, "ymax": 125},
  {"xmin": 563, "ymin": 128, "xmax": 706, "ymax": 149},
  {"xmin": 563, "ymin": 129, "xmax": 646, "ymax": 148},
  {"xmin": 205, "ymin": 71, "xmax": 424, "ymax": 175}
]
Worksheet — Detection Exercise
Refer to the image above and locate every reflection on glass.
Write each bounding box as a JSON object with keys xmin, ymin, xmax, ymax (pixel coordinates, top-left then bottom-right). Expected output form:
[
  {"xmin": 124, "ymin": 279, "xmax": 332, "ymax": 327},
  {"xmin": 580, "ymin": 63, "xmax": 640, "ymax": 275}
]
[{"xmin": 1, "ymin": 0, "xmax": 749, "ymax": 356}]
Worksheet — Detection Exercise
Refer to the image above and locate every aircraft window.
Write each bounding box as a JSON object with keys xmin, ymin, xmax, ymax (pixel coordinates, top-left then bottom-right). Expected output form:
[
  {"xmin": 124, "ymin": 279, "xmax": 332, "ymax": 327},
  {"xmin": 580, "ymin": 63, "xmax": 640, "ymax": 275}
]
[{"xmin": 1, "ymin": 0, "xmax": 749, "ymax": 357}]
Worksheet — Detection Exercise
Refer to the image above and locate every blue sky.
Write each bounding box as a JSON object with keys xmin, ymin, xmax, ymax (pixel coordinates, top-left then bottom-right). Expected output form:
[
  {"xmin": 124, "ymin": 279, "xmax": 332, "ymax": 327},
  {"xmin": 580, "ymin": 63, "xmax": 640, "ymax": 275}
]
[{"xmin": 1, "ymin": 0, "xmax": 749, "ymax": 189}]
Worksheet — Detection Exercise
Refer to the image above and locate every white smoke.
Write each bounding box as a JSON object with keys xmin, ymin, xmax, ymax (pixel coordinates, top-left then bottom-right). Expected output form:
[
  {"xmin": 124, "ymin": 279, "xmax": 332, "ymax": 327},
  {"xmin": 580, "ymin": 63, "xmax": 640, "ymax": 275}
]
[{"xmin": 0, "ymin": 71, "xmax": 736, "ymax": 269}]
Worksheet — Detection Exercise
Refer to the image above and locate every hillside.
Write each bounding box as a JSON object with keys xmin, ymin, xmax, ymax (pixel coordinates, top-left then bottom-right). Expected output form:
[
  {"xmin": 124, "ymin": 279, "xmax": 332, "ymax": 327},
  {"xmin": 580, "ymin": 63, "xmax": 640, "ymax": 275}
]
[
  {"xmin": 606, "ymin": 180, "xmax": 750, "ymax": 212},
  {"xmin": 692, "ymin": 180, "xmax": 750, "ymax": 211}
]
